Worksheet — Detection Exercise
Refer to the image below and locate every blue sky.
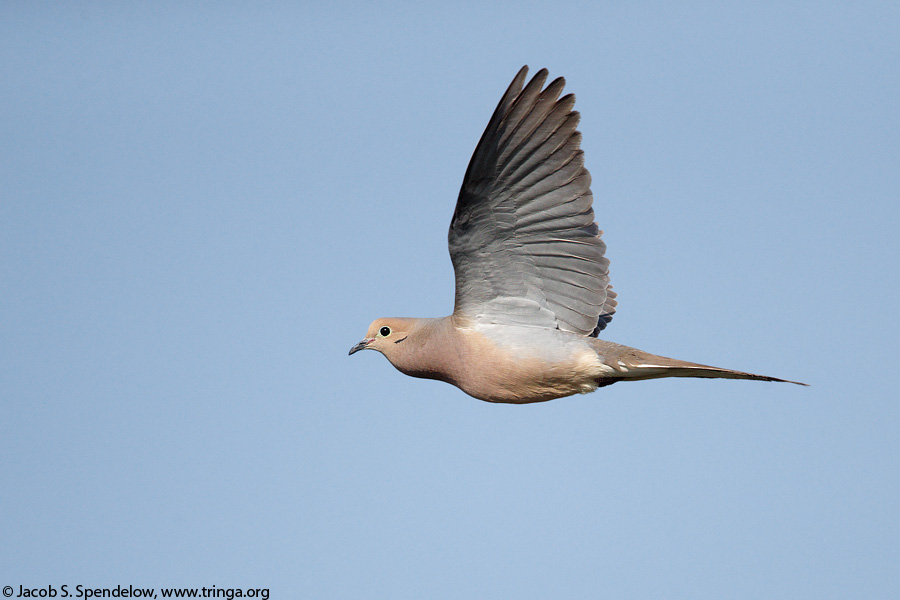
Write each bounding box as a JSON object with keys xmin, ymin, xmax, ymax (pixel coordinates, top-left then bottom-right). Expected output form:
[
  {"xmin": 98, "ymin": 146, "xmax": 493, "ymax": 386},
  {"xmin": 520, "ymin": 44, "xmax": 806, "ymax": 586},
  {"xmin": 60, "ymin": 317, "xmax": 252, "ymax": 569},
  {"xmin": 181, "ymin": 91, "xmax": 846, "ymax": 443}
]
[{"xmin": 2, "ymin": 2, "xmax": 898, "ymax": 598}]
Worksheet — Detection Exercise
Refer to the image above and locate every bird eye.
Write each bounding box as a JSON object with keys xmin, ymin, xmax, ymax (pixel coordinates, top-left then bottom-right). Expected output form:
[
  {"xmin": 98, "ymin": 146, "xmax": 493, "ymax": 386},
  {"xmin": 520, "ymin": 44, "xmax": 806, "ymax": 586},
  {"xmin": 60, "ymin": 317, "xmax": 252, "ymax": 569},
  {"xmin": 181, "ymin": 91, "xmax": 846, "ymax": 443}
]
[{"xmin": 379, "ymin": 326, "xmax": 391, "ymax": 337}]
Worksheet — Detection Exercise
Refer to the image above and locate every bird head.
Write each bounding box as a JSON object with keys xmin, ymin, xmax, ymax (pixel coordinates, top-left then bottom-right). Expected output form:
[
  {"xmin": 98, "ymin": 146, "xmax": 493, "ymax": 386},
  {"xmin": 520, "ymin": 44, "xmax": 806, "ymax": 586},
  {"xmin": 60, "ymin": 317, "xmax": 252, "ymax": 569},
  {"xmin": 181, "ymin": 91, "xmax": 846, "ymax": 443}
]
[{"xmin": 349, "ymin": 318, "xmax": 413, "ymax": 357}]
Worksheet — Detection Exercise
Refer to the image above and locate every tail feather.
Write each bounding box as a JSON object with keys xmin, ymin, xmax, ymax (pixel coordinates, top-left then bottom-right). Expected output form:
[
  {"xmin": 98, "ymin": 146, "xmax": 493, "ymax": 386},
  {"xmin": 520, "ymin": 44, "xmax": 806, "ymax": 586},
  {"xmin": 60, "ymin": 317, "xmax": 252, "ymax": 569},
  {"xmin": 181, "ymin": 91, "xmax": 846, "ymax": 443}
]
[{"xmin": 591, "ymin": 339, "xmax": 808, "ymax": 386}]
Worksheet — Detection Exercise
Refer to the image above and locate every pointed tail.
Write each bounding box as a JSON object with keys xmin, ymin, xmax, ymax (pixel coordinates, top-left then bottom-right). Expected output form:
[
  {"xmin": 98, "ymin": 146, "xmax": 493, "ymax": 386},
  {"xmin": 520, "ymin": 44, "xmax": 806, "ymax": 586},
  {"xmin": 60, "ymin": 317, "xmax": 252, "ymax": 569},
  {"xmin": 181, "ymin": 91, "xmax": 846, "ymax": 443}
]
[{"xmin": 591, "ymin": 339, "xmax": 808, "ymax": 386}]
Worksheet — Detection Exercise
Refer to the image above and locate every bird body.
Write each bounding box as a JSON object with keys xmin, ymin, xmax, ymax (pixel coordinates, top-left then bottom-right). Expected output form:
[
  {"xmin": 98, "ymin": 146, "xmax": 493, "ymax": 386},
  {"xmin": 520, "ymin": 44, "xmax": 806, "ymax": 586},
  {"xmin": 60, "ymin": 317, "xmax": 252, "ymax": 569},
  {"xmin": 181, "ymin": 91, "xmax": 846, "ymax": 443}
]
[
  {"xmin": 350, "ymin": 66, "xmax": 805, "ymax": 403},
  {"xmin": 352, "ymin": 316, "xmax": 615, "ymax": 403},
  {"xmin": 351, "ymin": 316, "xmax": 800, "ymax": 403}
]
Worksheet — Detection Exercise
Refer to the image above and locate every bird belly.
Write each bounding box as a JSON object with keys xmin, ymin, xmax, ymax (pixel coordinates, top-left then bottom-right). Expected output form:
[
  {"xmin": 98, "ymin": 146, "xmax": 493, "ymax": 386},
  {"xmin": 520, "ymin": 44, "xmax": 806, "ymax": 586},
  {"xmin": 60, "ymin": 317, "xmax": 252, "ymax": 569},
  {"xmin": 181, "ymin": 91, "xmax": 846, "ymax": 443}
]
[{"xmin": 454, "ymin": 329, "xmax": 617, "ymax": 403}]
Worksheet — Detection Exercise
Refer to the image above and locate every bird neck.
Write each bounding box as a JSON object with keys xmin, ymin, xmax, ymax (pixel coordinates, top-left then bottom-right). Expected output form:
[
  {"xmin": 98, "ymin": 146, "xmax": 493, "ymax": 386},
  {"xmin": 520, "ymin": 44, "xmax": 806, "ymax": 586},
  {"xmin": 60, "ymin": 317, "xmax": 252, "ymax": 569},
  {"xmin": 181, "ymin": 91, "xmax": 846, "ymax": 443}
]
[{"xmin": 387, "ymin": 316, "xmax": 462, "ymax": 385}]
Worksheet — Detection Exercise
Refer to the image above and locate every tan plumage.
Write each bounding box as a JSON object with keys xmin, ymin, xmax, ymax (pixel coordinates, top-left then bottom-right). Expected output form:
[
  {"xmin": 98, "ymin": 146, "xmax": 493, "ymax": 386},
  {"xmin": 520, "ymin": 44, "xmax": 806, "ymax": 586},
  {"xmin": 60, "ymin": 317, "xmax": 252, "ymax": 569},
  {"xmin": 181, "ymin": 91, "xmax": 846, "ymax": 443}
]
[{"xmin": 349, "ymin": 67, "xmax": 806, "ymax": 403}]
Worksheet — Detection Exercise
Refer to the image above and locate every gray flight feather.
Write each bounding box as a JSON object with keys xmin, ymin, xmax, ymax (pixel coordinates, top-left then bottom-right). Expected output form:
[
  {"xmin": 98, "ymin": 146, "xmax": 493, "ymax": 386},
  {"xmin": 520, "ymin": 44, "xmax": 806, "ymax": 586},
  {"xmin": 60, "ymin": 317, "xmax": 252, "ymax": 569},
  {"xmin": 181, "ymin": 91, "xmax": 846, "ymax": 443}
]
[{"xmin": 449, "ymin": 65, "xmax": 617, "ymax": 336}]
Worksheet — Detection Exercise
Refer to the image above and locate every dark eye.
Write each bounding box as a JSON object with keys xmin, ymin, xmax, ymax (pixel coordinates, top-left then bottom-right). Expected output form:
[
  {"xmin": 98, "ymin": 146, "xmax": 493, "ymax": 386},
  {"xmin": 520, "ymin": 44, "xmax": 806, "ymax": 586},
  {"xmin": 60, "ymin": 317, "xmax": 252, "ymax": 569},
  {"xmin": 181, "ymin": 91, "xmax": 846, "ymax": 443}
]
[{"xmin": 379, "ymin": 326, "xmax": 391, "ymax": 337}]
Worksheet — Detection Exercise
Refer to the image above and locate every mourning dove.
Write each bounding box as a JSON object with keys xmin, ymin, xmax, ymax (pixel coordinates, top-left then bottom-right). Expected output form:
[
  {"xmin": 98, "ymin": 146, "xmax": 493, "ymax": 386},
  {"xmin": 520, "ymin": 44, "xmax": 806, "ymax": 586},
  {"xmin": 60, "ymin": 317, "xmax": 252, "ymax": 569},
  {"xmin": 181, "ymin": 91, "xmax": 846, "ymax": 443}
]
[{"xmin": 350, "ymin": 66, "xmax": 806, "ymax": 403}]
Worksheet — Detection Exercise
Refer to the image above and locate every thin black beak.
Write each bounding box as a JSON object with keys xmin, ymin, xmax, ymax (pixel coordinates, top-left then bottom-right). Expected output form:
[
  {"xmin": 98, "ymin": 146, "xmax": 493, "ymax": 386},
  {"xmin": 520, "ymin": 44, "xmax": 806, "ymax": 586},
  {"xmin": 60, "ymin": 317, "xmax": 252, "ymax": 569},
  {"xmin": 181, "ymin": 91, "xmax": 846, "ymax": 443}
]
[{"xmin": 348, "ymin": 339, "xmax": 370, "ymax": 356}]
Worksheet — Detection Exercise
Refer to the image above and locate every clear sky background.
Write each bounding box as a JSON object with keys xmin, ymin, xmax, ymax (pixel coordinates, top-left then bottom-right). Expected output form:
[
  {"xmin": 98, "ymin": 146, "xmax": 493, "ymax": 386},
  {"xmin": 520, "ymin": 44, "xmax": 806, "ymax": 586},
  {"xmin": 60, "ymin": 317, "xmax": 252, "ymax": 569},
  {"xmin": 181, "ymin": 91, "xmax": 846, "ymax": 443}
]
[{"xmin": 2, "ymin": 2, "xmax": 898, "ymax": 598}]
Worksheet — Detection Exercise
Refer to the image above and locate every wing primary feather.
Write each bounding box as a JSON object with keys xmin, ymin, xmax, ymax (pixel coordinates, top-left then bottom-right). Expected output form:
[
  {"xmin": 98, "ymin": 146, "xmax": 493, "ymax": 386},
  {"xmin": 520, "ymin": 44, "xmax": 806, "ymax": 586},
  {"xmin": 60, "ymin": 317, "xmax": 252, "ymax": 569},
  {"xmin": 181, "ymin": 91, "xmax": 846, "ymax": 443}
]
[
  {"xmin": 496, "ymin": 76, "xmax": 566, "ymax": 169},
  {"xmin": 496, "ymin": 69, "xmax": 549, "ymax": 157},
  {"xmin": 462, "ymin": 66, "xmax": 530, "ymax": 192}
]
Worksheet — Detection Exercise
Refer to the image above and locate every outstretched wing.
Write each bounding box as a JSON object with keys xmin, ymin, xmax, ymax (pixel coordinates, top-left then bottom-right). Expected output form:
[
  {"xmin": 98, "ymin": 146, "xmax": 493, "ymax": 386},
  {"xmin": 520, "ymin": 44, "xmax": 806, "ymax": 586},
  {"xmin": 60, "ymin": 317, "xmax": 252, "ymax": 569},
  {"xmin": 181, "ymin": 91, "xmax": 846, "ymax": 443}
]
[{"xmin": 449, "ymin": 66, "xmax": 616, "ymax": 336}]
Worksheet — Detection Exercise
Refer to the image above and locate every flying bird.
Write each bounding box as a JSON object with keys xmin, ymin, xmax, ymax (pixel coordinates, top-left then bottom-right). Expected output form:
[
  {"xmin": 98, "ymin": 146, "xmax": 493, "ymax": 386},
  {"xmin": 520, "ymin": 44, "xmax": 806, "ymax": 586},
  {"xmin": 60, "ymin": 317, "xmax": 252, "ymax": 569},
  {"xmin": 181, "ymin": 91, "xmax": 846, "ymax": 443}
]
[{"xmin": 350, "ymin": 66, "xmax": 805, "ymax": 403}]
